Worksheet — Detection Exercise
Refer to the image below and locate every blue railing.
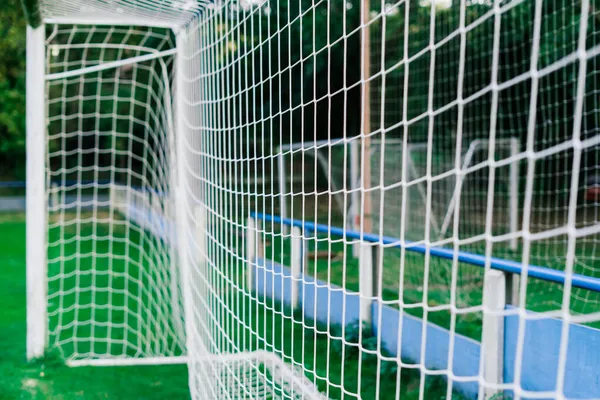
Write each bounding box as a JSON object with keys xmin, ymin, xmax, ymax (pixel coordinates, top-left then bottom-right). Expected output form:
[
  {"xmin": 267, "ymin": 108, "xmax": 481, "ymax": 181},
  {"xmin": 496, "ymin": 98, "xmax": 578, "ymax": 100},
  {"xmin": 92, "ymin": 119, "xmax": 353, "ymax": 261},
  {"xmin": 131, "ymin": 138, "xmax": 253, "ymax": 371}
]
[{"xmin": 251, "ymin": 212, "xmax": 600, "ymax": 293}]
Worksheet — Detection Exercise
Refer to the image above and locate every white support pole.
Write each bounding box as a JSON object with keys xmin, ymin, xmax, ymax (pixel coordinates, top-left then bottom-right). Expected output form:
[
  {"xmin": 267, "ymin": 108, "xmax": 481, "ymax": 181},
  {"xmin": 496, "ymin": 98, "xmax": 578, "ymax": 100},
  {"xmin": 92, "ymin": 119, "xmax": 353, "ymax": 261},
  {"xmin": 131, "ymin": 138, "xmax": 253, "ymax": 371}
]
[
  {"xmin": 350, "ymin": 140, "xmax": 360, "ymax": 258},
  {"xmin": 507, "ymin": 139, "xmax": 520, "ymax": 306},
  {"xmin": 509, "ymin": 138, "xmax": 520, "ymax": 251},
  {"xmin": 26, "ymin": 24, "xmax": 47, "ymax": 361},
  {"xmin": 359, "ymin": 243, "xmax": 373, "ymax": 325},
  {"xmin": 175, "ymin": 33, "xmax": 196, "ymax": 358},
  {"xmin": 290, "ymin": 226, "xmax": 304, "ymax": 310},
  {"xmin": 482, "ymin": 269, "xmax": 506, "ymax": 398},
  {"xmin": 278, "ymin": 149, "xmax": 288, "ymax": 235},
  {"xmin": 246, "ymin": 217, "xmax": 256, "ymax": 292}
]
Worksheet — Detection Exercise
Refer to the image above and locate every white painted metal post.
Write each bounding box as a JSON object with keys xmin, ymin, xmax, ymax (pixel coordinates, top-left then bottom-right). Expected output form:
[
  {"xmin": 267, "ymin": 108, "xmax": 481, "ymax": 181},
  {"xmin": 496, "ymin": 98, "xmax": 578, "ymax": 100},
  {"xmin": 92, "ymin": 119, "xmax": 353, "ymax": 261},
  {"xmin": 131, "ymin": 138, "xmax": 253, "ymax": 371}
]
[
  {"xmin": 290, "ymin": 226, "xmax": 304, "ymax": 309},
  {"xmin": 359, "ymin": 243, "xmax": 373, "ymax": 324},
  {"xmin": 482, "ymin": 269, "xmax": 506, "ymax": 398},
  {"xmin": 175, "ymin": 33, "xmax": 196, "ymax": 358},
  {"xmin": 246, "ymin": 217, "xmax": 256, "ymax": 292},
  {"xmin": 350, "ymin": 140, "xmax": 360, "ymax": 258},
  {"xmin": 246, "ymin": 217, "xmax": 262, "ymax": 291},
  {"xmin": 509, "ymin": 138, "xmax": 520, "ymax": 251},
  {"xmin": 278, "ymin": 149, "xmax": 288, "ymax": 234},
  {"xmin": 507, "ymin": 138, "xmax": 520, "ymax": 306},
  {"xmin": 26, "ymin": 24, "xmax": 47, "ymax": 360}
]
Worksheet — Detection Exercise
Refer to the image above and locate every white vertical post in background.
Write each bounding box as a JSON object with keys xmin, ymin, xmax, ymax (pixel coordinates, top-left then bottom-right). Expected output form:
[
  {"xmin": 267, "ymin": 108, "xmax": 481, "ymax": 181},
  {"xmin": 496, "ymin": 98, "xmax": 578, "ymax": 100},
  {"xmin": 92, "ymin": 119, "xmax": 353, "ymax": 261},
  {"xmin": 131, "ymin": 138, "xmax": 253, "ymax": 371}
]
[
  {"xmin": 290, "ymin": 226, "xmax": 304, "ymax": 309},
  {"xmin": 246, "ymin": 217, "xmax": 256, "ymax": 292},
  {"xmin": 482, "ymin": 269, "xmax": 506, "ymax": 398},
  {"xmin": 26, "ymin": 24, "xmax": 47, "ymax": 360},
  {"xmin": 509, "ymin": 138, "xmax": 520, "ymax": 251},
  {"xmin": 278, "ymin": 149, "xmax": 288, "ymax": 234},
  {"xmin": 508, "ymin": 138, "xmax": 520, "ymax": 306},
  {"xmin": 350, "ymin": 140, "xmax": 360, "ymax": 258},
  {"xmin": 359, "ymin": 243, "xmax": 373, "ymax": 324}
]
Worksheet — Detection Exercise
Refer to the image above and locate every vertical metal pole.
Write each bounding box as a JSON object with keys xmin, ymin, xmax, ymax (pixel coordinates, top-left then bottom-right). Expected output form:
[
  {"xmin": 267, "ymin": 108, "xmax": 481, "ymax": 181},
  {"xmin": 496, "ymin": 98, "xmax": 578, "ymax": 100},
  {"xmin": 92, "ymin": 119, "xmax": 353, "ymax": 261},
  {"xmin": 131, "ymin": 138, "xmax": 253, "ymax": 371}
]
[
  {"xmin": 482, "ymin": 269, "xmax": 506, "ymax": 398},
  {"xmin": 359, "ymin": 0, "xmax": 373, "ymax": 324},
  {"xmin": 359, "ymin": 243, "xmax": 373, "ymax": 324},
  {"xmin": 508, "ymin": 138, "xmax": 520, "ymax": 306},
  {"xmin": 26, "ymin": 24, "xmax": 47, "ymax": 360},
  {"xmin": 246, "ymin": 217, "xmax": 256, "ymax": 292},
  {"xmin": 290, "ymin": 226, "xmax": 304, "ymax": 309},
  {"xmin": 278, "ymin": 149, "xmax": 288, "ymax": 234},
  {"xmin": 509, "ymin": 138, "xmax": 519, "ymax": 251},
  {"xmin": 175, "ymin": 32, "xmax": 195, "ymax": 360},
  {"xmin": 350, "ymin": 140, "xmax": 360, "ymax": 257},
  {"xmin": 360, "ymin": 0, "xmax": 372, "ymax": 236}
]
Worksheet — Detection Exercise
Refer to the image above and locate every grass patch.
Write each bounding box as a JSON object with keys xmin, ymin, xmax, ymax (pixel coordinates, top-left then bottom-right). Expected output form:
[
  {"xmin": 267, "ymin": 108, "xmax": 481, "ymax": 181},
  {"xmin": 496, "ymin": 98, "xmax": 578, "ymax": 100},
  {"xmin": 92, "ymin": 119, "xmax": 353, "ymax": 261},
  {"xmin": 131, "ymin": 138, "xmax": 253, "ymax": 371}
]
[{"xmin": 0, "ymin": 215, "xmax": 189, "ymax": 399}]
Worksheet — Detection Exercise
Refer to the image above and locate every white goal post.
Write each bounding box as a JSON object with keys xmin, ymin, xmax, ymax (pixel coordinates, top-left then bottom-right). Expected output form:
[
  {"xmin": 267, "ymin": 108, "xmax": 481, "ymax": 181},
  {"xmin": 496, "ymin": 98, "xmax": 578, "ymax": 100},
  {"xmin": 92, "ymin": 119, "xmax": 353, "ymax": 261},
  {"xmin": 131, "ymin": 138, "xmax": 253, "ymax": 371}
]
[
  {"xmin": 278, "ymin": 137, "xmax": 520, "ymax": 249},
  {"xmin": 22, "ymin": 0, "xmax": 600, "ymax": 399}
]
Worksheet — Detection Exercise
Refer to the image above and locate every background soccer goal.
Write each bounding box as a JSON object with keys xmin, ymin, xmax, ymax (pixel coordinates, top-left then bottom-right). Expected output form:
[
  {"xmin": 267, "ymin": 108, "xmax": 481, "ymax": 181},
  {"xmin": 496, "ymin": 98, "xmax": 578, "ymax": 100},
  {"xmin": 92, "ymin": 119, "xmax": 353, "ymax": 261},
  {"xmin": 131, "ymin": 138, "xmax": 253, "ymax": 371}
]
[
  {"xmin": 22, "ymin": 0, "xmax": 600, "ymax": 399},
  {"xmin": 277, "ymin": 137, "xmax": 520, "ymax": 245}
]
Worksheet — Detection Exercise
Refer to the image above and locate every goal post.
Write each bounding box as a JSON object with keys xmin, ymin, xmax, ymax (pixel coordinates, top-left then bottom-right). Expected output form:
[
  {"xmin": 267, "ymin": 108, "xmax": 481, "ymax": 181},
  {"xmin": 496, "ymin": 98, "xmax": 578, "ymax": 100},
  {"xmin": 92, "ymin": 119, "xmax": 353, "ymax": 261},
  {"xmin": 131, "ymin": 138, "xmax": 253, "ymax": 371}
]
[
  {"xmin": 35, "ymin": 20, "xmax": 189, "ymax": 365},
  {"xmin": 26, "ymin": 22, "xmax": 47, "ymax": 361}
]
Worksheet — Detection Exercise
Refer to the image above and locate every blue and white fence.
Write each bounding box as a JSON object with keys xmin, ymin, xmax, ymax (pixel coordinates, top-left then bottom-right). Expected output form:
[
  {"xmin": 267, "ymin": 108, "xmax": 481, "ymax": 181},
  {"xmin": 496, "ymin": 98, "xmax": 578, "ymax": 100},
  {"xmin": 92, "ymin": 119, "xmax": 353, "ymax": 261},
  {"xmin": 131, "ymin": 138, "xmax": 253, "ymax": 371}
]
[
  {"xmin": 248, "ymin": 212, "xmax": 600, "ymax": 399},
  {"xmin": 110, "ymin": 183, "xmax": 175, "ymax": 244}
]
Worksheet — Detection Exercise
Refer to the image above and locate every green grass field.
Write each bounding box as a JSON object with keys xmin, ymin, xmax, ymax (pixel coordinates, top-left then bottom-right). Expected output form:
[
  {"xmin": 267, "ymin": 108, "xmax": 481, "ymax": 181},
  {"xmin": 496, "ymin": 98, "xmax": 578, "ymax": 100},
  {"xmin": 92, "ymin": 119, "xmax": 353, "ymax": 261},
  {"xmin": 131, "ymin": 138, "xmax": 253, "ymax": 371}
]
[
  {"xmin": 0, "ymin": 213, "xmax": 471, "ymax": 399},
  {"xmin": 0, "ymin": 213, "xmax": 189, "ymax": 399}
]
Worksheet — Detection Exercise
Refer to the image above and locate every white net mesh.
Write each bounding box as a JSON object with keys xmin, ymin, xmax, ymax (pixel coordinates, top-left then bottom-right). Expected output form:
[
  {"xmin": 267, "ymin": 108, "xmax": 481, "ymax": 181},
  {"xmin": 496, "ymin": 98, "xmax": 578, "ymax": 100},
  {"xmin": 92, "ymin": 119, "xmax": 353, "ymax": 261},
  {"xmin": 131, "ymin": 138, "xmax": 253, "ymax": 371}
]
[
  {"xmin": 30, "ymin": 0, "xmax": 600, "ymax": 399},
  {"xmin": 45, "ymin": 24, "xmax": 185, "ymax": 360},
  {"xmin": 279, "ymin": 138, "xmax": 520, "ymax": 243}
]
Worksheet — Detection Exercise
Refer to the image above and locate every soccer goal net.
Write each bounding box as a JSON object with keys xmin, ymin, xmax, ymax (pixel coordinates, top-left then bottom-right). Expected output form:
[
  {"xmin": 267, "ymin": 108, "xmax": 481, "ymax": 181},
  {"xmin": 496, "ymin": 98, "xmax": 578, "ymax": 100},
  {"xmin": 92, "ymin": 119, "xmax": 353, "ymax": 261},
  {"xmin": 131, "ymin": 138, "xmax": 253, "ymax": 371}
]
[
  {"xmin": 24, "ymin": 0, "xmax": 600, "ymax": 399},
  {"xmin": 43, "ymin": 24, "xmax": 186, "ymax": 363}
]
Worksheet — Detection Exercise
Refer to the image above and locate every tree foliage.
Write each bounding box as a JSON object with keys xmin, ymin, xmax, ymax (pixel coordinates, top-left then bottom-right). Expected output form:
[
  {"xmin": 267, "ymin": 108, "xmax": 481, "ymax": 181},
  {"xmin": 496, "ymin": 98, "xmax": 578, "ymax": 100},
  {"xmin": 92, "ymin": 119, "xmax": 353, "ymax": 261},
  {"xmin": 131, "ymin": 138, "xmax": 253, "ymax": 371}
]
[{"xmin": 0, "ymin": 0, "xmax": 27, "ymax": 178}]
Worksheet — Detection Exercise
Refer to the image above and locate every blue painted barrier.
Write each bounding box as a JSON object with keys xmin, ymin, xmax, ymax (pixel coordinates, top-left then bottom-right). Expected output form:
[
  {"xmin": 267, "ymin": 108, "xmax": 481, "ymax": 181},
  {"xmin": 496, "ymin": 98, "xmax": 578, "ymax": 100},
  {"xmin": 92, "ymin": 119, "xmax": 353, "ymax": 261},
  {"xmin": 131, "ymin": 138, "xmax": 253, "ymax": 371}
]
[
  {"xmin": 504, "ymin": 306, "xmax": 600, "ymax": 399},
  {"xmin": 373, "ymin": 303, "xmax": 480, "ymax": 398},
  {"xmin": 254, "ymin": 258, "xmax": 295, "ymax": 306},
  {"xmin": 300, "ymin": 275, "xmax": 362, "ymax": 327},
  {"xmin": 253, "ymin": 258, "xmax": 600, "ymax": 399}
]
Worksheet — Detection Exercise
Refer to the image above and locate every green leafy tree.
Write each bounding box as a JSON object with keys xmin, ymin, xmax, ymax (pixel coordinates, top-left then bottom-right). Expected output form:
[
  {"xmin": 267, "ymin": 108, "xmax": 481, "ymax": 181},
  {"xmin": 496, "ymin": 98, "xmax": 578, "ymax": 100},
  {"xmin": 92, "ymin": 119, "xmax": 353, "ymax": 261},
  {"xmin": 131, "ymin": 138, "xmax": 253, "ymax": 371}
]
[{"xmin": 0, "ymin": 0, "xmax": 27, "ymax": 179}]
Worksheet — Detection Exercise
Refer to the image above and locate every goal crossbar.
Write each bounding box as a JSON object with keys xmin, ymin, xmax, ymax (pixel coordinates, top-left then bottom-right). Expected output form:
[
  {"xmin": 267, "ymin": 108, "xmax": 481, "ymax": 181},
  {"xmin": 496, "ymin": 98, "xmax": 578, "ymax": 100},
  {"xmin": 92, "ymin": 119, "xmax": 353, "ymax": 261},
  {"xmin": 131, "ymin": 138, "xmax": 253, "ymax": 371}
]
[{"xmin": 45, "ymin": 48, "xmax": 178, "ymax": 81}]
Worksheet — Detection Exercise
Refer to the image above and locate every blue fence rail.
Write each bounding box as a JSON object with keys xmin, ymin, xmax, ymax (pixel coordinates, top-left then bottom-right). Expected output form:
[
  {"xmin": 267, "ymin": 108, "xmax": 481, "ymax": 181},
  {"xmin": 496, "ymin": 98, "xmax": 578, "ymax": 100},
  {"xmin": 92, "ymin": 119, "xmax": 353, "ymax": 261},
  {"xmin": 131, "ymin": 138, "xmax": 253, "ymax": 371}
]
[
  {"xmin": 249, "ymin": 211, "xmax": 600, "ymax": 399},
  {"xmin": 251, "ymin": 212, "xmax": 600, "ymax": 292}
]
